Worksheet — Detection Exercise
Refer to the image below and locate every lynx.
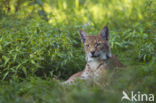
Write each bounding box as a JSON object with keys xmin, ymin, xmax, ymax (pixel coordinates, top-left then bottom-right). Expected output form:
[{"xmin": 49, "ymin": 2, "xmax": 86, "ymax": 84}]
[{"xmin": 64, "ymin": 25, "xmax": 124, "ymax": 84}]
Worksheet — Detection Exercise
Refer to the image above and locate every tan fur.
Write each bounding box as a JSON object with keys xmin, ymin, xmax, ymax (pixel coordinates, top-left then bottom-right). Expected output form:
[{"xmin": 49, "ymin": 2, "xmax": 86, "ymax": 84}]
[
  {"xmin": 63, "ymin": 26, "xmax": 124, "ymax": 85},
  {"xmin": 67, "ymin": 71, "xmax": 83, "ymax": 81}
]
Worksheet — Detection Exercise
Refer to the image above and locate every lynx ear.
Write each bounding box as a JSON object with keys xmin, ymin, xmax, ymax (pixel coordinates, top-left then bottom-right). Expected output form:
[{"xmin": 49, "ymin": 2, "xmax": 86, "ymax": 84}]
[
  {"xmin": 100, "ymin": 26, "xmax": 109, "ymax": 41},
  {"xmin": 79, "ymin": 30, "xmax": 88, "ymax": 43}
]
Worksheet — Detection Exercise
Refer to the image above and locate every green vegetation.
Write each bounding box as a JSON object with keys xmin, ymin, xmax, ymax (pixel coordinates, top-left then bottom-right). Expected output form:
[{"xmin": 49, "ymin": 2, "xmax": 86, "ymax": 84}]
[{"xmin": 0, "ymin": 0, "xmax": 155, "ymax": 103}]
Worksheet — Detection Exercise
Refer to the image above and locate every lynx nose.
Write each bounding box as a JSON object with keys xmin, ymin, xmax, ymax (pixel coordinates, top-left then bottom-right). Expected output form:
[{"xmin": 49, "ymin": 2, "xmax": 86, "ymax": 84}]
[{"xmin": 91, "ymin": 51, "xmax": 95, "ymax": 56}]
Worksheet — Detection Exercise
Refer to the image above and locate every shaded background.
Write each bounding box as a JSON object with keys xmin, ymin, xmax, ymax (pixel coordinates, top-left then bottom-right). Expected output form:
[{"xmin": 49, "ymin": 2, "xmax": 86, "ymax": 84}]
[{"xmin": 0, "ymin": 0, "xmax": 156, "ymax": 103}]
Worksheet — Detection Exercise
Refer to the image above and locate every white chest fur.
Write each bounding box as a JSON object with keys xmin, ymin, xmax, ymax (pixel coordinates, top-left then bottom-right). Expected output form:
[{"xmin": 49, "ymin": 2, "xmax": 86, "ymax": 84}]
[
  {"xmin": 88, "ymin": 60, "xmax": 100, "ymax": 70},
  {"xmin": 81, "ymin": 60, "xmax": 108, "ymax": 80}
]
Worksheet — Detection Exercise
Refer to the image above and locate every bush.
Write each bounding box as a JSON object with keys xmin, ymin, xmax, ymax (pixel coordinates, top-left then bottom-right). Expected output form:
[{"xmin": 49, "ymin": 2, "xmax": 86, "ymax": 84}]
[{"xmin": 0, "ymin": 17, "xmax": 86, "ymax": 80}]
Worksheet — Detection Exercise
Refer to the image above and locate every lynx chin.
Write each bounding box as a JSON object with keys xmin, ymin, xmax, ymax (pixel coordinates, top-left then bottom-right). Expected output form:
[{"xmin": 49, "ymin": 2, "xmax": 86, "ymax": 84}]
[{"xmin": 63, "ymin": 25, "xmax": 124, "ymax": 85}]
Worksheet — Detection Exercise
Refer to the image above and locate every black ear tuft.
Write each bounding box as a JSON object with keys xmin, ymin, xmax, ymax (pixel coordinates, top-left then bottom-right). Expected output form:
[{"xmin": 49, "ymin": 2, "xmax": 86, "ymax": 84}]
[
  {"xmin": 100, "ymin": 25, "xmax": 109, "ymax": 41},
  {"xmin": 79, "ymin": 30, "xmax": 88, "ymax": 43}
]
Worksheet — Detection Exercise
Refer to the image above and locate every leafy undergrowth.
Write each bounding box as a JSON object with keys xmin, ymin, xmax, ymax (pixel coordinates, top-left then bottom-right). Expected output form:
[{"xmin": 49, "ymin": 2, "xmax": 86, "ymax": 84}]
[{"xmin": 0, "ymin": 58, "xmax": 155, "ymax": 103}]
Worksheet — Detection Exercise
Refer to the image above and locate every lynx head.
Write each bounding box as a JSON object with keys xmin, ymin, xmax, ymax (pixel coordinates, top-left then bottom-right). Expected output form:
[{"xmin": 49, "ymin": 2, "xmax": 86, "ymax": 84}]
[{"xmin": 79, "ymin": 26, "xmax": 112, "ymax": 62}]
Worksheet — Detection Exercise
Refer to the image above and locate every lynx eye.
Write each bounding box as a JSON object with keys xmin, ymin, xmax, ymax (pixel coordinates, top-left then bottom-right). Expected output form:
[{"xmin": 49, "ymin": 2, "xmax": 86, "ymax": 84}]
[{"xmin": 95, "ymin": 43, "xmax": 101, "ymax": 47}]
